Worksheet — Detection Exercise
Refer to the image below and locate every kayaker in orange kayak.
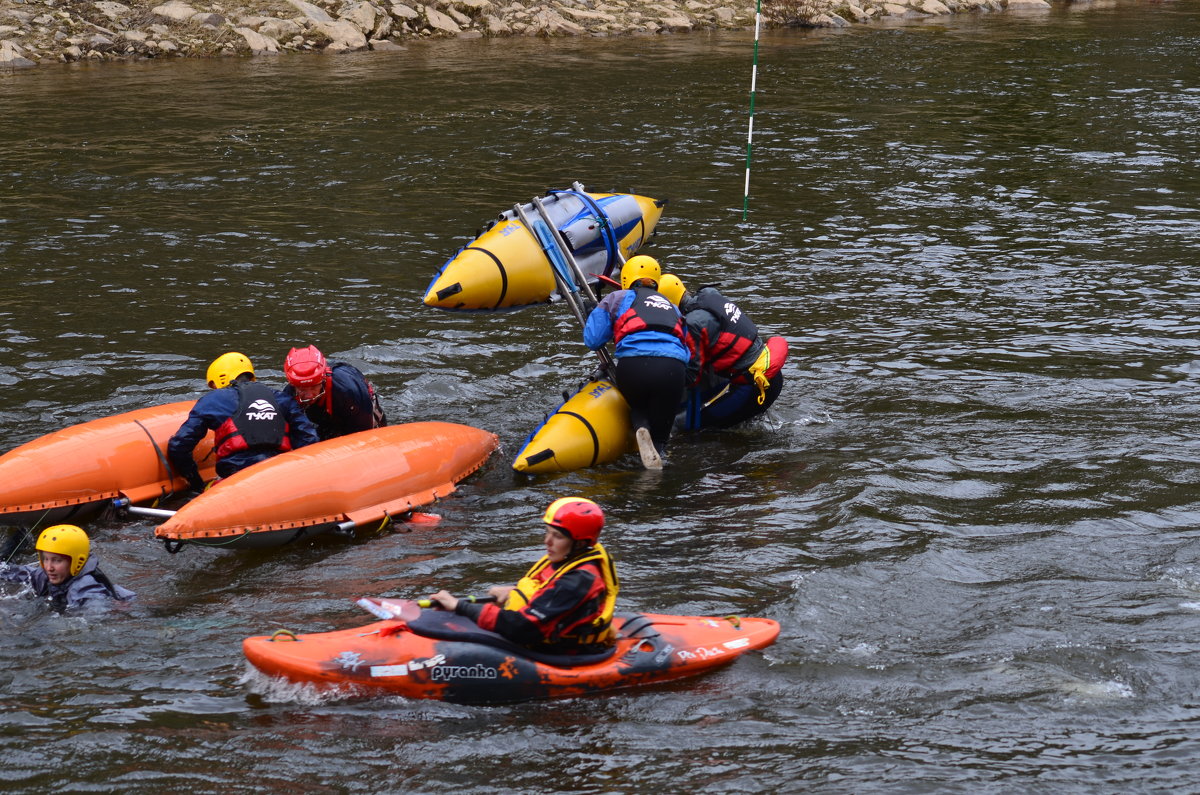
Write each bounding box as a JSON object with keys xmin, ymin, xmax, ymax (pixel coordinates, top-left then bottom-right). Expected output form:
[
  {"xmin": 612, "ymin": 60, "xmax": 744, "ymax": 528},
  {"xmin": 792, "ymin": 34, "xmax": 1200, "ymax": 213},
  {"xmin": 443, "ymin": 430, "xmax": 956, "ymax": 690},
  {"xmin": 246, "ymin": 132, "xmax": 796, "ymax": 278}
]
[{"xmin": 427, "ymin": 497, "xmax": 619, "ymax": 654}]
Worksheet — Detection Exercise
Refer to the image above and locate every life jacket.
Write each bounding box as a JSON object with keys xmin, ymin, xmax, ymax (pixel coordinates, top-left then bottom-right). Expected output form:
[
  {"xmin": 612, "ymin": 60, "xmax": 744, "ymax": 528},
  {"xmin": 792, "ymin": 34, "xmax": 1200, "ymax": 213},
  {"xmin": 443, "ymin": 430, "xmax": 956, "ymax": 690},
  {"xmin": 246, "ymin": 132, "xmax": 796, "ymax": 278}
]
[
  {"xmin": 503, "ymin": 542, "xmax": 619, "ymax": 646},
  {"xmin": 613, "ymin": 287, "xmax": 685, "ymax": 345},
  {"xmin": 311, "ymin": 364, "xmax": 386, "ymax": 431},
  {"xmin": 213, "ymin": 382, "xmax": 292, "ymax": 459},
  {"xmin": 367, "ymin": 379, "xmax": 387, "ymax": 428},
  {"xmin": 692, "ymin": 289, "xmax": 760, "ymax": 376},
  {"xmin": 741, "ymin": 335, "xmax": 790, "ymax": 405},
  {"xmin": 310, "ymin": 371, "xmax": 335, "ymax": 417}
]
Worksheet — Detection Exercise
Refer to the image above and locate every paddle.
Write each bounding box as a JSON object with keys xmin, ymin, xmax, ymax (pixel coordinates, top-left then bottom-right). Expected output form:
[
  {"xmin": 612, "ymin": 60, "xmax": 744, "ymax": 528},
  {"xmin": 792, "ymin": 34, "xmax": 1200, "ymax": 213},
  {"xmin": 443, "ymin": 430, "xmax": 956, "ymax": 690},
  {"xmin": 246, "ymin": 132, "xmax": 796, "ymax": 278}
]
[{"xmin": 355, "ymin": 595, "xmax": 497, "ymax": 622}]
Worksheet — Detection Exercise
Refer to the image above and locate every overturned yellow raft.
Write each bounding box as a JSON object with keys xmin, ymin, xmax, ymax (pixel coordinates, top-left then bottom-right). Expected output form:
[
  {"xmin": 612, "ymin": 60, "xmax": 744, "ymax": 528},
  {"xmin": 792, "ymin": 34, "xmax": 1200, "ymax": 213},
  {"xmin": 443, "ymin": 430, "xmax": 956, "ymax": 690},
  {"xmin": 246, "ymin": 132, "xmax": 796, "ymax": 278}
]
[
  {"xmin": 512, "ymin": 380, "xmax": 632, "ymax": 475},
  {"xmin": 424, "ymin": 187, "xmax": 666, "ymax": 311}
]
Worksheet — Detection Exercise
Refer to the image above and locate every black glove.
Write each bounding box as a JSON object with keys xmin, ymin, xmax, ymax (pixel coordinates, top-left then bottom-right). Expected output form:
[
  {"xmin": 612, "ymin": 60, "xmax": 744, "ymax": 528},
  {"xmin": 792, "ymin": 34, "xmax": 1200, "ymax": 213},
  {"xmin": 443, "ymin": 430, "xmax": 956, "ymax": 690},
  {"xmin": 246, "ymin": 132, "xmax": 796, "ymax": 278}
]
[{"xmin": 581, "ymin": 297, "xmax": 598, "ymax": 315}]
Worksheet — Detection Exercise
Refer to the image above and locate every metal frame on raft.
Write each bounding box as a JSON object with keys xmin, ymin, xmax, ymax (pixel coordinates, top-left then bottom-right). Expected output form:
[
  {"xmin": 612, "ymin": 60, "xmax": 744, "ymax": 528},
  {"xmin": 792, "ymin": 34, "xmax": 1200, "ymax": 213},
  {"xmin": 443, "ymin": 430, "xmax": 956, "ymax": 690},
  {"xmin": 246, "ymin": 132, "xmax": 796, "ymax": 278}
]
[
  {"xmin": 422, "ymin": 181, "xmax": 665, "ymax": 312},
  {"xmin": 512, "ymin": 187, "xmax": 619, "ymax": 373}
]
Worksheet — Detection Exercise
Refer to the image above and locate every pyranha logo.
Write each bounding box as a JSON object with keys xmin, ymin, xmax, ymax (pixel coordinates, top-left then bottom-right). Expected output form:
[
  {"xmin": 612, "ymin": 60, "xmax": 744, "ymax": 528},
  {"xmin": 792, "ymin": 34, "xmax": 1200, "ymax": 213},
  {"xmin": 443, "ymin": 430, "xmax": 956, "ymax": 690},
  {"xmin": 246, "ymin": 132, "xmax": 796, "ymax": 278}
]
[
  {"xmin": 724, "ymin": 302, "xmax": 742, "ymax": 324},
  {"xmin": 429, "ymin": 663, "xmax": 500, "ymax": 682},
  {"xmin": 245, "ymin": 399, "xmax": 278, "ymax": 421}
]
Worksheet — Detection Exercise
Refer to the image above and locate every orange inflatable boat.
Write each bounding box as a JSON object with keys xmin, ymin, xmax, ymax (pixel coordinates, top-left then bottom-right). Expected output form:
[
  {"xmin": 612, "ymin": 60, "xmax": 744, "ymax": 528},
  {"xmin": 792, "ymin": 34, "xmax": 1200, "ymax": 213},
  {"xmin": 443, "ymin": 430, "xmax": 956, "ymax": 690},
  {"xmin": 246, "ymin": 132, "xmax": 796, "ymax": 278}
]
[
  {"xmin": 150, "ymin": 422, "xmax": 498, "ymax": 551},
  {"xmin": 0, "ymin": 401, "xmax": 216, "ymax": 528},
  {"xmin": 244, "ymin": 601, "xmax": 780, "ymax": 704}
]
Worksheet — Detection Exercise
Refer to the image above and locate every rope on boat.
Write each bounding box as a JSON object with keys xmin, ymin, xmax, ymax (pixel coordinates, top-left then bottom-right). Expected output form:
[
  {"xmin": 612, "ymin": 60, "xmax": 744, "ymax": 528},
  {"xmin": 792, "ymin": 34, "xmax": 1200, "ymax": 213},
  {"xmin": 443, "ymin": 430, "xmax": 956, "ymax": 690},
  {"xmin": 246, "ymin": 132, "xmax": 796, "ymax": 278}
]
[{"xmin": 133, "ymin": 418, "xmax": 179, "ymax": 497}]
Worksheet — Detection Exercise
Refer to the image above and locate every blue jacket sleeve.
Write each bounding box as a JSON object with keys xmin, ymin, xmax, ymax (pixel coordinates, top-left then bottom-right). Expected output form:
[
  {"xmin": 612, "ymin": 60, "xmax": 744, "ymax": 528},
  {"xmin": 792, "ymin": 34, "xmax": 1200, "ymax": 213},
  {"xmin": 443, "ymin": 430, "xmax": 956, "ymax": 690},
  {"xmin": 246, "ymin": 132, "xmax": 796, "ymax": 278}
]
[
  {"xmin": 583, "ymin": 307, "xmax": 613, "ymax": 350},
  {"xmin": 277, "ymin": 391, "xmax": 320, "ymax": 448},
  {"xmin": 167, "ymin": 394, "xmax": 222, "ymax": 491},
  {"xmin": 584, "ymin": 291, "xmax": 628, "ymax": 350}
]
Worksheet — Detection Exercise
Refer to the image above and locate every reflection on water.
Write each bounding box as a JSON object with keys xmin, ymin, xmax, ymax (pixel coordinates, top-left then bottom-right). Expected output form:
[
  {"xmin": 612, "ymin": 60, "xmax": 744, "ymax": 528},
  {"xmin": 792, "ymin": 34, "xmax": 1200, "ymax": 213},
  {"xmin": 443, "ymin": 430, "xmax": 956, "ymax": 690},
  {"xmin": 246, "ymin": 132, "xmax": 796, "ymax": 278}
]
[{"xmin": 3, "ymin": 4, "xmax": 1200, "ymax": 791}]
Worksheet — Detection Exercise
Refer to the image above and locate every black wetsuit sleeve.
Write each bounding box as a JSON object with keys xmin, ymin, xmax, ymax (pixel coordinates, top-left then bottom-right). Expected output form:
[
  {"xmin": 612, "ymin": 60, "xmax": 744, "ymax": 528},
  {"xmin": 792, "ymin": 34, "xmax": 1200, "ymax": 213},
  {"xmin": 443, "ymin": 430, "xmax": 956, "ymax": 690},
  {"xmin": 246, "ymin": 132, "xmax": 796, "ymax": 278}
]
[{"xmin": 491, "ymin": 569, "xmax": 598, "ymax": 646}]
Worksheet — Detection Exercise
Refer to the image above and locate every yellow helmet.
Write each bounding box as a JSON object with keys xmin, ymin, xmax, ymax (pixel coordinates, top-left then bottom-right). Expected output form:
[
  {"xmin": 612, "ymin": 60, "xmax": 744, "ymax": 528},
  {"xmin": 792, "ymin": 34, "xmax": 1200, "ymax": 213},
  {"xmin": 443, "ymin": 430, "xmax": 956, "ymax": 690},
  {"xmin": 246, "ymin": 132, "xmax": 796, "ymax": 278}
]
[
  {"xmin": 206, "ymin": 352, "xmax": 254, "ymax": 389},
  {"xmin": 658, "ymin": 274, "xmax": 687, "ymax": 307},
  {"xmin": 620, "ymin": 255, "xmax": 661, "ymax": 290},
  {"xmin": 36, "ymin": 524, "xmax": 90, "ymax": 577}
]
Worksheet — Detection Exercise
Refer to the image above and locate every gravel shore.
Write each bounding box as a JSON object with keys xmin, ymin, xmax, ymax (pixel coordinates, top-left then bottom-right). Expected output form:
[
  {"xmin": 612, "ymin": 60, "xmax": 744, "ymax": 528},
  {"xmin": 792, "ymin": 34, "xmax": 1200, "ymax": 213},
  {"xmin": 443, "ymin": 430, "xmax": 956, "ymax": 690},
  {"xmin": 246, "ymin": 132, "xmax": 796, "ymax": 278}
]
[{"xmin": 0, "ymin": 0, "xmax": 1054, "ymax": 67}]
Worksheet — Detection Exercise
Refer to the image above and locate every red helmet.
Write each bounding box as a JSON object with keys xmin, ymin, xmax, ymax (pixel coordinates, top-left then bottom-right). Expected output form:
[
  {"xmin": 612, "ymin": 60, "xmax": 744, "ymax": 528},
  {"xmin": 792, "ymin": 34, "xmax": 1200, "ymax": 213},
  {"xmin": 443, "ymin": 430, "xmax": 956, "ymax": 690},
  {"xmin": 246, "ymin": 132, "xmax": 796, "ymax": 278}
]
[
  {"xmin": 542, "ymin": 497, "xmax": 604, "ymax": 546},
  {"xmin": 284, "ymin": 345, "xmax": 329, "ymax": 405}
]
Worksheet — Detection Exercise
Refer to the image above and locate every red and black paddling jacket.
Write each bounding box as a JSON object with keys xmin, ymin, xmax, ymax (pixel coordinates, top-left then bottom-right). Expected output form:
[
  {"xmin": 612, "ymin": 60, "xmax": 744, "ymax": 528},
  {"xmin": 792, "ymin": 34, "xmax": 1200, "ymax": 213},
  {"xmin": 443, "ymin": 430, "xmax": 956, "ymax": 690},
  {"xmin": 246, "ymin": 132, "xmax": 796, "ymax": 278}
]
[
  {"xmin": 460, "ymin": 544, "xmax": 619, "ymax": 652},
  {"xmin": 685, "ymin": 287, "xmax": 763, "ymax": 380}
]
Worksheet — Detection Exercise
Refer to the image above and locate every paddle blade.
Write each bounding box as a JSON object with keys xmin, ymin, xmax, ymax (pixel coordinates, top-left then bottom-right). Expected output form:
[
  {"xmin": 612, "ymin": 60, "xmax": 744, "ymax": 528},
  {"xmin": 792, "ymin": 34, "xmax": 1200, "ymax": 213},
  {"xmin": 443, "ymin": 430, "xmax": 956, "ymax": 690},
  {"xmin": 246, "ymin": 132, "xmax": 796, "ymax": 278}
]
[{"xmin": 355, "ymin": 597, "xmax": 421, "ymax": 621}]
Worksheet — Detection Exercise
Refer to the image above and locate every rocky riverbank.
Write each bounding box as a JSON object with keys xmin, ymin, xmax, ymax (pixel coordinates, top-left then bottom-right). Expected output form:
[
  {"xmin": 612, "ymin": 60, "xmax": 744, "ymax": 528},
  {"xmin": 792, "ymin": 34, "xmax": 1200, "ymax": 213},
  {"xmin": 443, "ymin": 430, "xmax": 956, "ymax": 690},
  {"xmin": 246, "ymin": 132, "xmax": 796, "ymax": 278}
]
[{"xmin": 0, "ymin": 0, "xmax": 1053, "ymax": 67}]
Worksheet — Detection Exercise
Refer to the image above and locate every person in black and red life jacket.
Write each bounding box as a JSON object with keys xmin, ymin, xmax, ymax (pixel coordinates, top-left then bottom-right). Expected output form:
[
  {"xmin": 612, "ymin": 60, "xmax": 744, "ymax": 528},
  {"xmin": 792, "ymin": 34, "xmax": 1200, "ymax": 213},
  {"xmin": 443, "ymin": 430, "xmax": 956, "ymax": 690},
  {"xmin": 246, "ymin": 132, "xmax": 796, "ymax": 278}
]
[
  {"xmin": 167, "ymin": 352, "xmax": 319, "ymax": 493},
  {"xmin": 426, "ymin": 497, "xmax": 618, "ymax": 655},
  {"xmin": 282, "ymin": 345, "xmax": 388, "ymax": 441},
  {"xmin": 582, "ymin": 255, "xmax": 691, "ymax": 470},
  {"xmin": 659, "ymin": 274, "xmax": 789, "ymax": 430}
]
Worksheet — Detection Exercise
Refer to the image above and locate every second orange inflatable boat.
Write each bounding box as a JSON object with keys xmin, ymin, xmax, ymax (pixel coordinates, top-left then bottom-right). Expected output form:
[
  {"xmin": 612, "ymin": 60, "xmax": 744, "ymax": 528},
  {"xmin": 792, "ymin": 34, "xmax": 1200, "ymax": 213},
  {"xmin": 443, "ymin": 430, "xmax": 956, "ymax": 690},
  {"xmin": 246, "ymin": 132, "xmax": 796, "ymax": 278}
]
[
  {"xmin": 0, "ymin": 401, "xmax": 215, "ymax": 528},
  {"xmin": 152, "ymin": 422, "xmax": 498, "ymax": 551}
]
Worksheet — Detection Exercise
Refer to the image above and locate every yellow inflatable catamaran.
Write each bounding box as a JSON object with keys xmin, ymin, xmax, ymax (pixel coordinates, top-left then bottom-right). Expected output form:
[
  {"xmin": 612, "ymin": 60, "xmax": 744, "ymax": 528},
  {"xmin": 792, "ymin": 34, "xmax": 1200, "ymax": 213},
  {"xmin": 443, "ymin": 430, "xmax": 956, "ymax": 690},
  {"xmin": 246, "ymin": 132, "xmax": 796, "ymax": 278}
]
[
  {"xmin": 512, "ymin": 379, "xmax": 632, "ymax": 475},
  {"xmin": 423, "ymin": 182, "xmax": 666, "ymax": 311}
]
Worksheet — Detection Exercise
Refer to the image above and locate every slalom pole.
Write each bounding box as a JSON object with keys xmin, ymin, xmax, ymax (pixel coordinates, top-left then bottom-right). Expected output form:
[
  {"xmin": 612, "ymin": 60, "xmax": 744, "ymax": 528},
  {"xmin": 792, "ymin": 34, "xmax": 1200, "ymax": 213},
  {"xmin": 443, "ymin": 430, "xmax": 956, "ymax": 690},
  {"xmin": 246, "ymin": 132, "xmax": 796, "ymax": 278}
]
[{"xmin": 742, "ymin": 0, "xmax": 762, "ymax": 221}]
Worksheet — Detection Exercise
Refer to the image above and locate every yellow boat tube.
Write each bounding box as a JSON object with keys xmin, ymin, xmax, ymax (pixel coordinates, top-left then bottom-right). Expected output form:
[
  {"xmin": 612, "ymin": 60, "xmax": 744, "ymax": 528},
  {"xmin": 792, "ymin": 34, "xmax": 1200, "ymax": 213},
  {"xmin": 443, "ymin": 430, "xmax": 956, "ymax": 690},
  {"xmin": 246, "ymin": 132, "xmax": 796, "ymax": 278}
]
[
  {"xmin": 512, "ymin": 380, "xmax": 632, "ymax": 474},
  {"xmin": 424, "ymin": 187, "xmax": 667, "ymax": 311}
]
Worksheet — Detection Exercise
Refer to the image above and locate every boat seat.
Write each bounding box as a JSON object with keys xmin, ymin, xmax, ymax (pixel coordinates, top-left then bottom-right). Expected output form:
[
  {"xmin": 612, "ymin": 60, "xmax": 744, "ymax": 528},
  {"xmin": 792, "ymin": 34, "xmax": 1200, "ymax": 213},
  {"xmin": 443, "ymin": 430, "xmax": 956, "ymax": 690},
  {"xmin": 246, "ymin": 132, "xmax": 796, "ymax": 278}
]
[{"xmin": 405, "ymin": 611, "xmax": 657, "ymax": 668}]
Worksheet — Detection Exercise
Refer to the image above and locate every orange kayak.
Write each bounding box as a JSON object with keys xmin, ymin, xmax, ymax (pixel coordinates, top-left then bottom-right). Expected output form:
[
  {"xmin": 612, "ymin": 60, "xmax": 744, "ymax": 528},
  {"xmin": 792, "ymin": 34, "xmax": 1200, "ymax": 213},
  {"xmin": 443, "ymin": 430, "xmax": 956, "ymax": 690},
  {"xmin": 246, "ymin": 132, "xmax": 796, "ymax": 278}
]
[
  {"xmin": 0, "ymin": 401, "xmax": 215, "ymax": 527},
  {"xmin": 154, "ymin": 422, "xmax": 498, "ymax": 550},
  {"xmin": 243, "ymin": 606, "xmax": 779, "ymax": 704}
]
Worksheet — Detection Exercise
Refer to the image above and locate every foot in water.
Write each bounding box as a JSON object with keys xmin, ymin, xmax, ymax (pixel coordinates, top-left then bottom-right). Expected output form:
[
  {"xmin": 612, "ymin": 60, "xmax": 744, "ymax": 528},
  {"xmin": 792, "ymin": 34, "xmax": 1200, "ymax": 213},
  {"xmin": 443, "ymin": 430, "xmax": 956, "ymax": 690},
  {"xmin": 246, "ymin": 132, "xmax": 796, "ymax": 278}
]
[{"xmin": 635, "ymin": 427, "xmax": 663, "ymax": 470}]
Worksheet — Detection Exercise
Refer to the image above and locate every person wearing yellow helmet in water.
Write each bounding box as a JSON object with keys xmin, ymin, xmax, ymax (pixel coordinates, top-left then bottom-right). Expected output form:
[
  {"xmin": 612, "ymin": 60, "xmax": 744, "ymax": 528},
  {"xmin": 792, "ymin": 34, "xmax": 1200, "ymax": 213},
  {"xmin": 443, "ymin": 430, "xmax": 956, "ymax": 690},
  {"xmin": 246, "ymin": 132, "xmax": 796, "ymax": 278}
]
[
  {"xmin": 427, "ymin": 497, "xmax": 618, "ymax": 654},
  {"xmin": 582, "ymin": 255, "xmax": 691, "ymax": 469},
  {"xmin": 168, "ymin": 352, "xmax": 320, "ymax": 493},
  {"xmin": 0, "ymin": 525, "xmax": 135, "ymax": 611},
  {"xmin": 659, "ymin": 274, "xmax": 788, "ymax": 430}
]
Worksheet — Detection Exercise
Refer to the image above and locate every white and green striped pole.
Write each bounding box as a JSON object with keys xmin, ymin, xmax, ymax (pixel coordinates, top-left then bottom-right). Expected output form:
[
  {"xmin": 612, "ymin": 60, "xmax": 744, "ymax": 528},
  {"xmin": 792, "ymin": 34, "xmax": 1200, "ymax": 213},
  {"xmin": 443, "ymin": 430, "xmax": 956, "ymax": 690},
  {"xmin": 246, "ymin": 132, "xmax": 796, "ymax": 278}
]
[{"xmin": 742, "ymin": 0, "xmax": 762, "ymax": 221}]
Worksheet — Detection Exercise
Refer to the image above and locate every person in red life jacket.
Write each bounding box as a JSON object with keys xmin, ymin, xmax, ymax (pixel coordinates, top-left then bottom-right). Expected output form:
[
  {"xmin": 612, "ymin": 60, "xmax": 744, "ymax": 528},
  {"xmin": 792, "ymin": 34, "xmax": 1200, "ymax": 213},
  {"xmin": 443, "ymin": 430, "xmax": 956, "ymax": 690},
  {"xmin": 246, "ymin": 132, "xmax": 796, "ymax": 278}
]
[
  {"xmin": 426, "ymin": 497, "xmax": 619, "ymax": 654},
  {"xmin": 582, "ymin": 255, "xmax": 691, "ymax": 469},
  {"xmin": 0, "ymin": 525, "xmax": 135, "ymax": 612},
  {"xmin": 282, "ymin": 344, "xmax": 387, "ymax": 441},
  {"xmin": 659, "ymin": 274, "xmax": 789, "ymax": 430},
  {"xmin": 167, "ymin": 352, "xmax": 319, "ymax": 493}
]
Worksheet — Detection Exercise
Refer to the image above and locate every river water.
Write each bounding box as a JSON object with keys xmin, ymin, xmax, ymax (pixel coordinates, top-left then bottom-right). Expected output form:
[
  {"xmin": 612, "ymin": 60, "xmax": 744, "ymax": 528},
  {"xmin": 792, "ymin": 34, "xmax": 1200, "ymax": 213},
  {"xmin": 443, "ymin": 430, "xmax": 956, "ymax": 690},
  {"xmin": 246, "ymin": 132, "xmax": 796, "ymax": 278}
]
[{"xmin": 2, "ymin": 2, "xmax": 1200, "ymax": 791}]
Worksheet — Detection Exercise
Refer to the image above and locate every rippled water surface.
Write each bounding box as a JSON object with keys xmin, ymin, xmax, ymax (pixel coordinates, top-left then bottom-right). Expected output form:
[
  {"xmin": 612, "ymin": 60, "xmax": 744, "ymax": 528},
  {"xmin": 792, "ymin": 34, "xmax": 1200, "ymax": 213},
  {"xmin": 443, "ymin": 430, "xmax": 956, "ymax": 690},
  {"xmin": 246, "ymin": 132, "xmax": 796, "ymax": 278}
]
[{"xmin": 3, "ymin": 3, "xmax": 1200, "ymax": 791}]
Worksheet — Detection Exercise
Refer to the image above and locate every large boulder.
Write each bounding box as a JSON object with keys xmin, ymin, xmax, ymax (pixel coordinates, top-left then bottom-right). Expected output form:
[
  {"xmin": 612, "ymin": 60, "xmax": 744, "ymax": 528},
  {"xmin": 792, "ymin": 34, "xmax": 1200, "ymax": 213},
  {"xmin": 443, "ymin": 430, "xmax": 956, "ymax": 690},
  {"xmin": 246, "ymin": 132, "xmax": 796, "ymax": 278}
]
[
  {"xmin": 917, "ymin": 0, "xmax": 951, "ymax": 13},
  {"xmin": 287, "ymin": 0, "xmax": 334, "ymax": 23},
  {"xmin": 315, "ymin": 18, "xmax": 368, "ymax": 49},
  {"xmin": 0, "ymin": 40, "xmax": 35, "ymax": 67},
  {"xmin": 150, "ymin": 0, "xmax": 199, "ymax": 22},
  {"xmin": 259, "ymin": 17, "xmax": 304, "ymax": 39},
  {"xmin": 422, "ymin": 6, "xmax": 461, "ymax": 33},
  {"xmin": 341, "ymin": 1, "xmax": 378, "ymax": 34},
  {"xmin": 94, "ymin": 1, "xmax": 132, "ymax": 22},
  {"xmin": 235, "ymin": 26, "xmax": 281, "ymax": 52}
]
